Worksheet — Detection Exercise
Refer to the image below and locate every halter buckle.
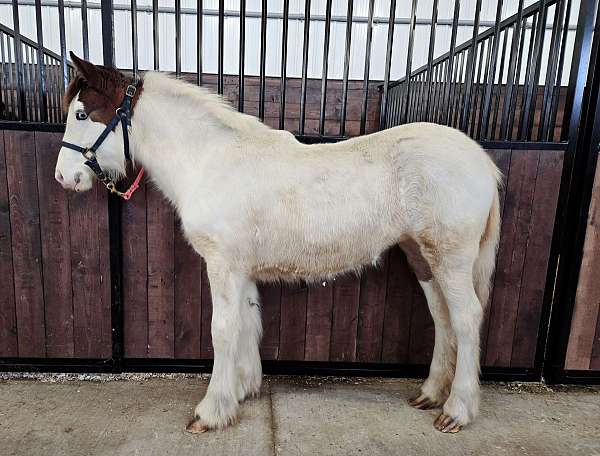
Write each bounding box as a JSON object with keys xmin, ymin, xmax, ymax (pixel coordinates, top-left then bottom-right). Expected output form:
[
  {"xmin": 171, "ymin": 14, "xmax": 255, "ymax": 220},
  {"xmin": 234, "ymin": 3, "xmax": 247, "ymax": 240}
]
[
  {"xmin": 83, "ymin": 149, "xmax": 96, "ymax": 160},
  {"xmin": 125, "ymin": 85, "xmax": 137, "ymax": 97}
]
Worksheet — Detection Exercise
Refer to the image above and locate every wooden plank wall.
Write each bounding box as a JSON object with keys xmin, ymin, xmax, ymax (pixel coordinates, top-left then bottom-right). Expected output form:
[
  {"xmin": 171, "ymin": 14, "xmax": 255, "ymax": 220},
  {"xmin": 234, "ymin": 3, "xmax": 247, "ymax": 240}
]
[
  {"xmin": 565, "ymin": 154, "xmax": 600, "ymax": 371},
  {"xmin": 0, "ymin": 130, "xmax": 111, "ymax": 358},
  {"xmin": 121, "ymin": 148, "xmax": 565, "ymax": 369}
]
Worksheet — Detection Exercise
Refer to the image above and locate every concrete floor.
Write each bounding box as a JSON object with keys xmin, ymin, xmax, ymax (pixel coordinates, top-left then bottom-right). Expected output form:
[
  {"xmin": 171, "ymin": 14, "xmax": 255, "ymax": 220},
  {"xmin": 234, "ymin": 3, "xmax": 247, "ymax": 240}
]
[{"xmin": 0, "ymin": 374, "xmax": 599, "ymax": 456}]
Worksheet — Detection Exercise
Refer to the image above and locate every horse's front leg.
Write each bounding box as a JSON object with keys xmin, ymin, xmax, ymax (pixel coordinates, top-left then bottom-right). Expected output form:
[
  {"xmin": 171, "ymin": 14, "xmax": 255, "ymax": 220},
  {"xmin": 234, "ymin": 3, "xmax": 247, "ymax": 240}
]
[{"xmin": 187, "ymin": 260, "xmax": 261, "ymax": 433}]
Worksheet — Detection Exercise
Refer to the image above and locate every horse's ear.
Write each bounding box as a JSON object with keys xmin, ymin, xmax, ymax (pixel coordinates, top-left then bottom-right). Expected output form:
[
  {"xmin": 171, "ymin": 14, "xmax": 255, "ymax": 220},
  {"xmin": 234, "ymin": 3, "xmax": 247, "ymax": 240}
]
[{"xmin": 70, "ymin": 51, "xmax": 100, "ymax": 86}]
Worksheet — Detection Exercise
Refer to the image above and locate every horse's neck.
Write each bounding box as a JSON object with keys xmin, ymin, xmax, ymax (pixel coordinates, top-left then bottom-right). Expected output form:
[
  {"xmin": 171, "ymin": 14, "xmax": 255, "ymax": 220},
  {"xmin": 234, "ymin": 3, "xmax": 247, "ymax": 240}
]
[{"xmin": 129, "ymin": 75, "xmax": 264, "ymax": 206}]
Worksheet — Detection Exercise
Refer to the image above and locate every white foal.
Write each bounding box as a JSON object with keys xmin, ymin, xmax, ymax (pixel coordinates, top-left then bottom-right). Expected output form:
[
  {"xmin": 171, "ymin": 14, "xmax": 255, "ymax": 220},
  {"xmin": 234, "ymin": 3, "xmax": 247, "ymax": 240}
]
[{"xmin": 55, "ymin": 54, "xmax": 501, "ymax": 434}]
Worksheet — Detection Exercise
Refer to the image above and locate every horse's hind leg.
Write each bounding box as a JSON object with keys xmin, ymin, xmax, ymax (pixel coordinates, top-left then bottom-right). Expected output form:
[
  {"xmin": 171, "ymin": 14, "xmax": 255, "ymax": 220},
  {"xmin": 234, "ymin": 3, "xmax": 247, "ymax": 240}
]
[
  {"xmin": 236, "ymin": 281, "xmax": 262, "ymax": 401},
  {"xmin": 409, "ymin": 279, "xmax": 456, "ymax": 410},
  {"xmin": 432, "ymin": 245, "xmax": 483, "ymax": 433}
]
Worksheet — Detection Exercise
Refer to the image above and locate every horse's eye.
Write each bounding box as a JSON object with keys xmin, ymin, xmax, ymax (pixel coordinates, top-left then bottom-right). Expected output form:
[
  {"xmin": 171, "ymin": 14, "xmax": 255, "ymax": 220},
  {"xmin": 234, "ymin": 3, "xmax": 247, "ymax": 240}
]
[{"xmin": 75, "ymin": 110, "xmax": 88, "ymax": 120}]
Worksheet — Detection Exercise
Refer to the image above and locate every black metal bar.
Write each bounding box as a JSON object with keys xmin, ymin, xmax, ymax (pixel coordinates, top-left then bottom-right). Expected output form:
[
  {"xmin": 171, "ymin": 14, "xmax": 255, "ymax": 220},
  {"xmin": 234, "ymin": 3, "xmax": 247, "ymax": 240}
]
[
  {"xmin": 401, "ymin": 0, "xmax": 418, "ymax": 124},
  {"xmin": 101, "ymin": 0, "xmax": 115, "ymax": 67},
  {"xmin": 500, "ymin": 0, "xmax": 524, "ymax": 139},
  {"xmin": 480, "ymin": 0, "xmax": 504, "ymax": 139},
  {"xmin": 175, "ymin": 0, "xmax": 180, "ymax": 78},
  {"xmin": 543, "ymin": 0, "xmax": 600, "ymax": 385},
  {"xmin": 57, "ymin": 0, "xmax": 68, "ymax": 100},
  {"xmin": 520, "ymin": 2, "xmax": 548, "ymax": 140},
  {"xmin": 238, "ymin": 0, "xmax": 246, "ymax": 112},
  {"xmin": 299, "ymin": 0, "xmax": 311, "ymax": 135},
  {"xmin": 279, "ymin": 0, "xmax": 289, "ymax": 129},
  {"xmin": 459, "ymin": 0, "xmax": 482, "ymax": 131},
  {"xmin": 442, "ymin": 0, "xmax": 460, "ymax": 125},
  {"xmin": 34, "ymin": 0, "xmax": 47, "ymax": 122},
  {"xmin": 218, "ymin": 0, "xmax": 224, "ymax": 94},
  {"xmin": 258, "ymin": 0, "xmax": 267, "ymax": 121},
  {"xmin": 339, "ymin": 0, "xmax": 352, "ymax": 136},
  {"xmin": 318, "ymin": 0, "xmax": 333, "ymax": 136},
  {"xmin": 423, "ymin": 0, "xmax": 438, "ymax": 122},
  {"xmin": 11, "ymin": 0, "xmax": 26, "ymax": 120},
  {"xmin": 379, "ymin": 0, "xmax": 396, "ymax": 130},
  {"xmin": 153, "ymin": 0, "xmax": 159, "ymax": 70},
  {"xmin": 470, "ymin": 40, "xmax": 486, "ymax": 137},
  {"xmin": 359, "ymin": 0, "xmax": 374, "ymax": 134},
  {"xmin": 507, "ymin": 15, "xmax": 530, "ymax": 140},
  {"xmin": 197, "ymin": 0, "xmax": 202, "ymax": 84},
  {"xmin": 81, "ymin": 0, "xmax": 89, "ymax": 60},
  {"xmin": 0, "ymin": 33, "xmax": 8, "ymax": 120},
  {"xmin": 550, "ymin": 0, "xmax": 572, "ymax": 140}
]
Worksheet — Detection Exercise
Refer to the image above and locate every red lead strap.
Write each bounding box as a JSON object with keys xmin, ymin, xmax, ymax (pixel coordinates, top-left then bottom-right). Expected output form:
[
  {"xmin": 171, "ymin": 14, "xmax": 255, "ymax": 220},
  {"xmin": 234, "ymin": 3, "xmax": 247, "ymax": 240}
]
[{"xmin": 121, "ymin": 167, "xmax": 145, "ymax": 200}]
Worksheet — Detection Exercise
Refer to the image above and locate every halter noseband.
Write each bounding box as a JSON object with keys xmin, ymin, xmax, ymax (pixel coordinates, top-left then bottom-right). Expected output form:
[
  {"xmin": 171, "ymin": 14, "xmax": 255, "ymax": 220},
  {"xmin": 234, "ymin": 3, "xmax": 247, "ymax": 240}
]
[{"xmin": 61, "ymin": 83, "xmax": 144, "ymax": 200}]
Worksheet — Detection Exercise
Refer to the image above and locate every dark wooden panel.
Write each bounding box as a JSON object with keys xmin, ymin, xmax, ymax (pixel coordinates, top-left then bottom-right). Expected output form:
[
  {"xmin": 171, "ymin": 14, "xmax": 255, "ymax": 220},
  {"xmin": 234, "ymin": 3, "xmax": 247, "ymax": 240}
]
[
  {"xmin": 200, "ymin": 259, "xmax": 213, "ymax": 359},
  {"xmin": 329, "ymin": 274, "xmax": 360, "ymax": 362},
  {"xmin": 511, "ymin": 151, "xmax": 564, "ymax": 367},
  {"xmin": 357, "ymin": 254, "xmax": 390, "ymax": 362},
  {"xmin": 408, "ymin": 284, "xmax": 435, "ymax": 365},
  {"xmin": 381, "ymin": 247, "xmax": 414, "ymax": 363},
  {"xmin": 70, "ymin": 181, "xmax": 111, "ymax": 358},
  {"xmin": 122, "ymin": 183, "xmax": 149, "ymax": 357},
  {"xmin": 305, "ymin": 281, "xmax": 333, "ymax": 361},
  {"xmin": 259, "ymin": 283, "xmax": 281, "ymax": 360},
  {"xmin": 146, "ymin": 186, "xmax": 175, "ymax": 357},
  {"xmin": 35, "ymin": 131, "xmax": 74, "ymax": 357},
  {"xmin": 480, "ymin": 149, "xmax": 512, "ymax": 361},
  {"xmin": 4, "ymin": 130, "xmax": 46, "ymax": 357},
  {"xmin": 0, "ymin": 131, "xmax": 17, "ymax": 356},
  {"xmin": 566, "ymin": 155, "xmax": 600, "ymax": 370},
  {"xmin": 278, "ymin": 283, "xmax": 308, "ymax": 360},
  {"xmin": 485, "ymin": 149, "xmax": 541, "ymax": 367},
  {"xmin": 174, "ymin": 220, "xmax": 202, "ymax": 358}
]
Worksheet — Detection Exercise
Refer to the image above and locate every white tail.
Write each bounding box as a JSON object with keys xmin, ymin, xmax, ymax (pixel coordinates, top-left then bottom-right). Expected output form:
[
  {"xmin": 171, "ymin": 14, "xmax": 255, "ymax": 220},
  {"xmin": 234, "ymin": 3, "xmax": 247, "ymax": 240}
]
[{"xmin": 473, "ymin": 177, "xmax": 501, "ymax": 307}]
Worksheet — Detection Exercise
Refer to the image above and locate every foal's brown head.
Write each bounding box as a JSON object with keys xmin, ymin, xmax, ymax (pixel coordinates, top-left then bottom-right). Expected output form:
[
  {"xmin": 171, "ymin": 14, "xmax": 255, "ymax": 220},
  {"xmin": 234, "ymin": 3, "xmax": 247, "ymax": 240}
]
[{"xmin": 55, "ymin": 53, "xmax": 142, "ymax": 192}]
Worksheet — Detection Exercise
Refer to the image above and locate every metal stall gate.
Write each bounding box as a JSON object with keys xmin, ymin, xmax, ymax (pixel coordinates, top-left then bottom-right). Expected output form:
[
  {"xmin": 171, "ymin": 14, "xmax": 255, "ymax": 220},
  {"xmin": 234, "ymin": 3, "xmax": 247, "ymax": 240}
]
[{"xmin": 0, "ymin": 0, "xmax": 599, "ymax": 384}]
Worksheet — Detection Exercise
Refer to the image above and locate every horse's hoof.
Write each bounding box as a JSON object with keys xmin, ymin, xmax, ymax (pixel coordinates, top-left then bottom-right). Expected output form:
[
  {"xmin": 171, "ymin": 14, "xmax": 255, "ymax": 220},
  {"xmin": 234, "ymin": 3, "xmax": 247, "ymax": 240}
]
[
  {"xmin": 433, "ymin": 413, "xmax": 463, "ymax": 433},
  {"xmin": 186, "ymin": 418, "xmax": 210, "ymax": 434},
  {"xmin": 409, "ymin": 393, "xmax": 440, "ymax": 410}
]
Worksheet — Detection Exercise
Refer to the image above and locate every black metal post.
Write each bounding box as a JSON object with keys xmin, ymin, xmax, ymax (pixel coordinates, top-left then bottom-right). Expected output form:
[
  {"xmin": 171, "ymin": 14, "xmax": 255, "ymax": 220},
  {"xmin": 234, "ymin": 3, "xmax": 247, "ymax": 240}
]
[
  {"xmin": 402, "ymin": 0, "xmax": 418, "ymax": 125},
  {"xmin": 218, "ymin": 0, "xmax": 224, "ymax": 94},
  {"xmin": 238, "ymin": 0, "xmax": 246, "ymax": 112},
  {"xmin": 359, "ymin": 0, "xmax": 374, "ymax": 134},
  {"xmin": 339, "ymin": 0, "xmax": 353, "ymax": 136},
  {"xmin": 34, "ymin": 0, "xmax": 47, "ymax": 122},
  {"xmin": 153, "ymin": 0, "xmax": 159, "ymax": 70},
  {"xmin": 459, "ymin": 0, "xmax": 482, "ymax": 132},
  {"xmin": 379, "ymin": 0, "xmax": 397, "ymax": 130},
  {"xmin": 175, "ymin": 0, "xmax": 181, "ymax": 78},
  {"xmin": 279, "ymin": 0, "xmax": 289, "ymax": 130},
  {"xmin": 299, "ymin": 0, "xmax": 311, "ymax": 135},
  {"xmin": 197, "ymin": 0, "xmax": 202, "ymax": 84},
  {"xmin": 259, "ymin": 0, "xmax": 267, "ymax": 121},
  {"xmin": 318, "ymin": 0, "xmax": 333, "ymax": 136},
  {"xmin": 423, "ymin": 0, "xmax": 438, "ymax": 122}
]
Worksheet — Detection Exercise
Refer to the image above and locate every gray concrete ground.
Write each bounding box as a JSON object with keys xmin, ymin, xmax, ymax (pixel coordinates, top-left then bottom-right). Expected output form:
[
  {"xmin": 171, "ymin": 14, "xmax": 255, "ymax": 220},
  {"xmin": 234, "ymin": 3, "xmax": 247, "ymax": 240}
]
[{"xmin": 0, "ymin": 374, "xmax": 598, "ymax": 456}]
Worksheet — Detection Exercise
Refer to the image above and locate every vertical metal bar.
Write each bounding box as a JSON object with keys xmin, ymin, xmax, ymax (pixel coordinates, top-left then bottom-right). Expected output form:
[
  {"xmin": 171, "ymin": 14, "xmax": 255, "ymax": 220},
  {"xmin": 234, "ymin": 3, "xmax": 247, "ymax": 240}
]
[
  {"xmin": 480, "ymin": 0, "xmax": 504, "ymax": 139},
  {"xmin": 401, "ymin": 0, "xmax": 418, "ymax": 124},
  {"xmin": 218, "ymin": 0, "xmax": 224, "ymax": 94},
  {"xmin": 423, "ymin": 0, "xmax": 438, "ymax": 121},
  {"xmin": 443, "ymin": 0, "xmax": 460, "ymax": 125},
  {"xmin": 238, "ymin": 0, "xmax": 246, "ymax": 111},
  {"xmin": 299, "ymin": 0, "xmax": 311, "ymax": 135},
  {"xmin": 175, "ymin": 0, "xmax": 181, "ymax": 77},
  {"xmin": 551, "ymin": 0, "xmax": 572, "ymax": 139},
  {"xmin": 453, "ymin": 51, "xmax": 466, "ymax": 128},
  {"xmin": 279, "ymin": 0, "xmax": 289, "ymax": 129},
  {"xmin": 258, "ymin": 0, "xmax": 267, "ymax": 121},
  {"xmin": 491, "ymin": 28, "xmax": 510, "ymax": 139},
  {"xmin": 318, "ymin": 0, "xmax": 333, "ymax": 136},
  {"xmin": 475, "ymin": 37, "xmax": 492, "ymax": 138},
  {"xmin": 514, "ymin": 14, "xmax": 537, "ymax": 140},
  {"xmin": 34, "ymin": 0, "xmax": 47, "ymax": 122},
  {"xmin": 470, "ymin": 40, "xmax": 486, "ymax": 137},
  {"xmin": 506, "ymin": 16, "xmax": 529, "ymax": 140},
  {"xmin": 11, "ymin": 0, "xmax": 25, "ymax": 120},
  {"xmin": 197, "ymin": 0, "xmax": 202, "ymax": 84},
  {"xmin": 57, "ymin": 0, "xmax": 68, "ymax": 117},
  {"xmin": 101, "ymin": 0, "xmax": 115, "ymax": 67},
  {"xmin": 379, "ymin": 0, "xmax": 397, "ymax": 130},
  {"xmin": 459, "ymin": 0, "xmax": 482, "ymax": 132},
  {"xmin": 131, "ymin": 0, "xmax": 139, "ymax": 77},
  {"xmin": 81, "ymin": 0, "xmax": 90, "ymax": 60},
  {"xmin": 0, "ymin": 34, "xmax": 8, "ymax": 119},
  {"xmin": 359, "ymin": 0, "xmax": 374, "ymax": 134},
  {"xmin": 153, "ymin": 0, "xmax": 159, "ymax": 70},
  {"xmin": 500, "ymin": 0, "xmax": 524, "ymax": 139},
  {"xmin": 339, "ymin": 0, "xmax": 353, "ymax": 136},
  {"xmin": 520, "ymin": 3, "xmax": 548, "ymax": 140},
  {"xmin": 540, "ymin": 0, "xmax": 567, "ymax": 140}
]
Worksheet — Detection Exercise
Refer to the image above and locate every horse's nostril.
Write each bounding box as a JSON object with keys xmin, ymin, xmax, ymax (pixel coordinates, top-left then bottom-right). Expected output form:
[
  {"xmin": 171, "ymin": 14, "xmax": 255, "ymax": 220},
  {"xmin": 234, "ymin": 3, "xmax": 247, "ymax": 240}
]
[
  {"xmin": 74, "ymin": 173, "xmax": 81, "ymax": 185},
  {"xmin": 56, "ymin": 171, "xmax": 64, "ymax": 183}
]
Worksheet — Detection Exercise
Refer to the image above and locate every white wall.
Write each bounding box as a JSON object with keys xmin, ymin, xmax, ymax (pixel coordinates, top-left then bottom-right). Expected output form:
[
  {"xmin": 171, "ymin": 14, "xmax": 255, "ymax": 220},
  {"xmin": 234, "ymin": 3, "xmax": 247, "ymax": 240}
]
[{"xmin": 1, "ymin": 0, "xmax": 579, "ymax": 83}]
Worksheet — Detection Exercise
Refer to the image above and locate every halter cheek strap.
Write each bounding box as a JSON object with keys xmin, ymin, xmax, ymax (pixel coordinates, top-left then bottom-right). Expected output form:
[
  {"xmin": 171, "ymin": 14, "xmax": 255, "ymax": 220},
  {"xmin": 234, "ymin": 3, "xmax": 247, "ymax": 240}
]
[{"xmin": 61, "ymin": 83, "xmax": 144, "ymax": 201}]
